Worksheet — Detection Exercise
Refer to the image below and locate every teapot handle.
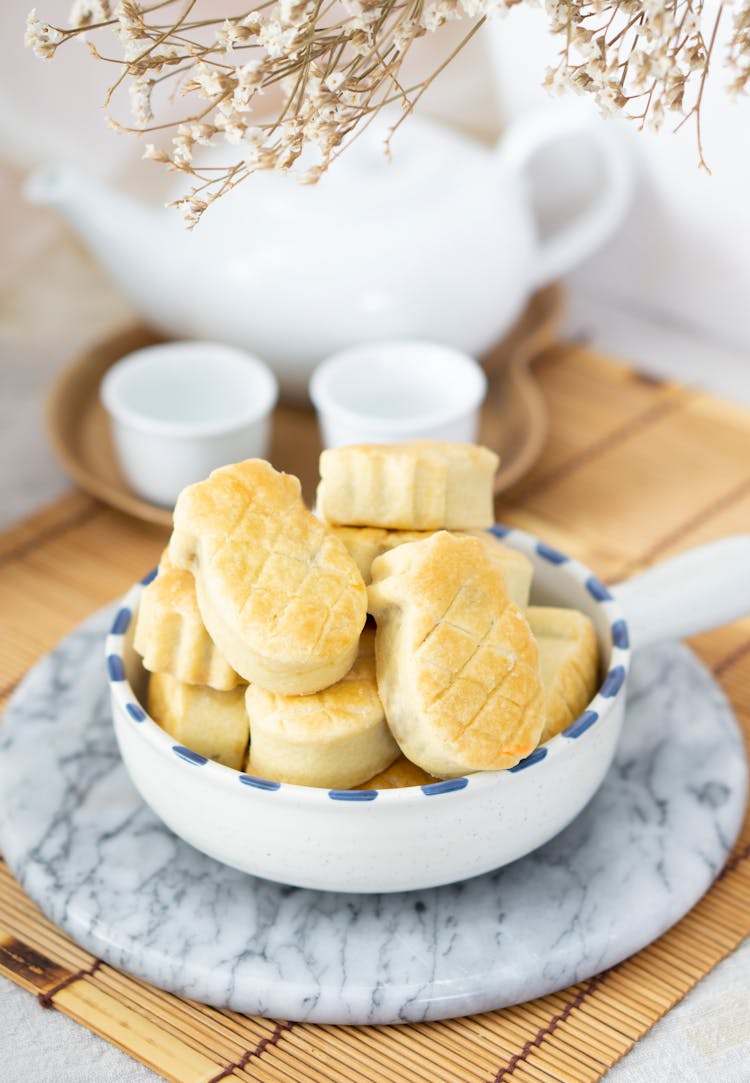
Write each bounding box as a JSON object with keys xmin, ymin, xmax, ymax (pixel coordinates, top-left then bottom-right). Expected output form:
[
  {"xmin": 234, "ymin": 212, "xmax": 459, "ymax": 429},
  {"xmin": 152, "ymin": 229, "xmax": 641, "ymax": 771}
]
[{"xmin": 498, "ymin": 107, "xmax": 632, "ymax": 288}]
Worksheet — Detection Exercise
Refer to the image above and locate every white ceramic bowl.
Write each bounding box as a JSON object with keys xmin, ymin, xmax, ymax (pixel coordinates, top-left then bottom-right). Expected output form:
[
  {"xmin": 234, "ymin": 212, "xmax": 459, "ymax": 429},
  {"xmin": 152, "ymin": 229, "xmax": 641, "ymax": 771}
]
[
  {"xmin": 106, "ymin": 530, "xmax": 750, "ymax": 893},
  {"xmin": 100, "ymin": 342, "xmax": 278, "ymax": 506},
  {"xmin": 309, "ymin": 341, "xmax": 487, "ymax": 448}
]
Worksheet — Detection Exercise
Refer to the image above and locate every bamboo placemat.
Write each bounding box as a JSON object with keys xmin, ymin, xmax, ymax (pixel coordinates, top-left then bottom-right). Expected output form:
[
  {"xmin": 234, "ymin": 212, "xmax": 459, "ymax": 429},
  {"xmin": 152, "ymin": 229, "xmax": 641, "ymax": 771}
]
[{"xmin": 1, "ymin": 343, "xmax": 750, "ymax": 1083}]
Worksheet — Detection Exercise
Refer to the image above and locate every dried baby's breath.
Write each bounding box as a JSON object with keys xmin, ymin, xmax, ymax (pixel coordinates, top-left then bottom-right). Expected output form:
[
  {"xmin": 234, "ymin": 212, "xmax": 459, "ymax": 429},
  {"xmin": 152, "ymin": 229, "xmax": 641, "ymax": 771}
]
[
  {"xmin": 69, "ymin": 0, "xmax": 111, "ymax": 26},
  {"xmin": 25, "ymin": 8, "xmax": 64, "ymax": 57},
  {"xmin": 26, "ymin": 1, "xmax": 750, "ymax": 221},
  {"xmin": 728, "ymin": 0, "xmax": 750, "ymax": 95},
  {"xmin": 543, "ymin": 0, "xmax": 731, "ymax": 172}
]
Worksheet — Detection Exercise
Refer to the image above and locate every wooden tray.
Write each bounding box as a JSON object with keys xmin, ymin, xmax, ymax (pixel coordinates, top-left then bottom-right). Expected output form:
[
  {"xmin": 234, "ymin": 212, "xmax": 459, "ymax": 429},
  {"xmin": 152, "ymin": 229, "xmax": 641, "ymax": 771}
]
[
  {"xmin": 46, "ymin": 285, "xmax": 562, "ymax": 525},
  {"xmin": 4, "ymin": 340, "xmax": 750, "ymax": 1082}
]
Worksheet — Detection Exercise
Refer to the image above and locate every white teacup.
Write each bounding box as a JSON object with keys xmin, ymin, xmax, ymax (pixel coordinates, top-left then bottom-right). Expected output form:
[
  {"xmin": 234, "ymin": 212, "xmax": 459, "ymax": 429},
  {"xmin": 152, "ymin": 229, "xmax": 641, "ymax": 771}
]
[
  {"xmin": 100, "ymin": 341, "xmax": 278, "ymax": 506},
  {"xmin": 309, "ymin": 340, "xmax": 487, "ymax": 449}
]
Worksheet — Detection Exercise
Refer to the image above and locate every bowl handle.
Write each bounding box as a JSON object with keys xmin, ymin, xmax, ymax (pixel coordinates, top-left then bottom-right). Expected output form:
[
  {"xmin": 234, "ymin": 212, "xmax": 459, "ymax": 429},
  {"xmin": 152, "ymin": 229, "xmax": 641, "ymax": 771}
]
[
  {"xmin": 498, "ymin": 106, "xmax": 632, "ymax": 288},
  {"xmin": 611, "ymin": 536, "xmax": 750, "ymax": 651}
]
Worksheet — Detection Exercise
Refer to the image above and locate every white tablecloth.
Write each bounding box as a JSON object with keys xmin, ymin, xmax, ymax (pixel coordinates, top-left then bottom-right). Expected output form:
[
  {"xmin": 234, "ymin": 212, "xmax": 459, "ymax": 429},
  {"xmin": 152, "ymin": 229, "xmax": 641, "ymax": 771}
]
[{"xmin": 0, "ymin": 172, "xmax": 748, "ymax": 1081}]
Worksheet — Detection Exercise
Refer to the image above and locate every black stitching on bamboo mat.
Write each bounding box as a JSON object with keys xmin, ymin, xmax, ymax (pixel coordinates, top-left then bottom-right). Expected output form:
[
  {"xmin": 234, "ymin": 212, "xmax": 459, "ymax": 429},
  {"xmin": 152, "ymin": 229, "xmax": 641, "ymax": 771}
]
[
  {"xmin": 206, "ymin": 1021, "xmax": 294, "ymax": 1082},
  {"xmin": 718, "ymin": 841, "xmax": 750, "ymax": 879},
  {"xmin": 0, "ymin": 678, "xmax": 21, "ymax": 704},
  {"xmin": 489, "ymin": 974, "xmax": 605, "ymax": 1083},
  {"xmin": 505, "ymin": 397, "xmax": 682, "ymax": 503},
  {"xmin": 0, "ymin": 501, "xmax": 101, "ymax": 571},
  {"xmin": 615, "ymin": 474, "xmax": 750, "ymax": 583},
  {"xmin": 714, "ymin": 637, "xmax": 750, "ymax": 679},
  {"xmin": 629, "ymin": 369, "xmax": 670, "ymax": 388},
  {"xmin": 37, "ymin": 958, "xmax": 102, "ymax": 1009},
  {"xmin": 527, "ymin": 345, "xmax": 569, "ymax": 369}
]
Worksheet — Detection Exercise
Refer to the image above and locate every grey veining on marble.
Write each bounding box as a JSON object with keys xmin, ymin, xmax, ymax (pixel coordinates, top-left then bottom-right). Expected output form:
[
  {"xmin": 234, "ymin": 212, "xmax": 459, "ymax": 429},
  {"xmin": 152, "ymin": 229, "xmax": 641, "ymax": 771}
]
[{"xmin": 0, "ymin": 605, "xmax": 746, "ymax": 1025}]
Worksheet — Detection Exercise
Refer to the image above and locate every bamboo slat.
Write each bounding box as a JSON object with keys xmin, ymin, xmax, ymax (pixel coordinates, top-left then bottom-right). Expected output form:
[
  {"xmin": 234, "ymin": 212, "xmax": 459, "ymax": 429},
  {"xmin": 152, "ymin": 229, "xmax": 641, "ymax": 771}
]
[{"xmin": 1, "ymin": 341, "xmax": 750, "ymax": 1083}]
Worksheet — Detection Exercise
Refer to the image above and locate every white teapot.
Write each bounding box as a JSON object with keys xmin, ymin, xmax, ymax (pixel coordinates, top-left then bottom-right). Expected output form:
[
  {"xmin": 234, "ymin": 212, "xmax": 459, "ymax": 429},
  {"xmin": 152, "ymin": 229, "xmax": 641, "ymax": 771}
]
[{"xmin": 27, "ymin": 107, "xmax": 631, "ymax": 399}]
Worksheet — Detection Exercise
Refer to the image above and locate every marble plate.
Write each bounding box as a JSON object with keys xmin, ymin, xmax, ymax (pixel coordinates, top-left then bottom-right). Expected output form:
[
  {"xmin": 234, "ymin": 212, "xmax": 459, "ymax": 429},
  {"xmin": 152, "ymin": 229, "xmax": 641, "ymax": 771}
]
[{"xmin": 0, "ymin": 605, "xmax": 746, "ymax": 1025}]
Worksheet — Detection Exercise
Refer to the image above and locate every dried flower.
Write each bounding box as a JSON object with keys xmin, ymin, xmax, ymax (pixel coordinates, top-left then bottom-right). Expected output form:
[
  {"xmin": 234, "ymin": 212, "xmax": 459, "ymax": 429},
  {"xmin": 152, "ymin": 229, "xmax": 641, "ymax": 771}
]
[
  {"xmin": 24, "ymin": 0, "xmax": 750, "ymax": 222},
  {"xmin": 729, "ymin": 0, "xmax": 750, "ymax": 97},
  {"xmin": 69, "ymin": 0, "xmax": 110, "ymax": 27},
  {"xmin": 25, "ymin": 9, "xmax": 63, "ymax": 58},
  {"xmin": 543, "ymin": 0, "xmax": 732, "ymax": 171}
]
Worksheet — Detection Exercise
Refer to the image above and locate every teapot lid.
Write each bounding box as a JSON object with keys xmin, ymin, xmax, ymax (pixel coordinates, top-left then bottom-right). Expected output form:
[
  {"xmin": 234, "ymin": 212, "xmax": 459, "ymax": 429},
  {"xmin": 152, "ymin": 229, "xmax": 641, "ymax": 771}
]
[
  {"xmin": 316, "ymin": 112, "xmax": 488, "ymax": 208},
  {"xmin": 197, "ymin": 111, "xmax": 491, "ymax": 229}
]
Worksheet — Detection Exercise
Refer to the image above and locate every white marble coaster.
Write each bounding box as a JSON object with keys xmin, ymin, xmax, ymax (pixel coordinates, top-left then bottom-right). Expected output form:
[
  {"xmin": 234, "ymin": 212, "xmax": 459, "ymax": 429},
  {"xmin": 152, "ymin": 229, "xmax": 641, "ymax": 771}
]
[{"xmin": 0, "ymin": 606, "xmax": 746, "ymax": 1025}]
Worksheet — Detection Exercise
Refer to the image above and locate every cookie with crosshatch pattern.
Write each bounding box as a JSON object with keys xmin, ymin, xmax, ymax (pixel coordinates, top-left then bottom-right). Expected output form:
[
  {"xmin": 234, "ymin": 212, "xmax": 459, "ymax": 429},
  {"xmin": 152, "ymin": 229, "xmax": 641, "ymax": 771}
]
[
  {"xmin": 169, "ymin": 459, "xmax": 367, "ymax": 695},
  {"xmin": 368, "ymin": 531, "xmax": 545, "ymax": 778},
  {"xmin": 331, "ymin": 524, "xmax": 533, "ymax": 609}
]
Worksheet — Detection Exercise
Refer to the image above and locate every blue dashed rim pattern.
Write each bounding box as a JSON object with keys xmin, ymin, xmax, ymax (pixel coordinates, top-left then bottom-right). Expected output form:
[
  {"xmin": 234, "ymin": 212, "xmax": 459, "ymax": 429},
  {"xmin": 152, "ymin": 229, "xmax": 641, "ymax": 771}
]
[
  {"xmin": 106, "ymin": 526, "xmax": 631, "ymax": 802},
  {"xmin": 421, "ymin": 778, "xmax": 469, "ymax": 796},
  {"xmin": 126, "ymin": 702, "xmax": 146, "ymax": 723},
  {"xmin": 329, "ymin": 789, "xmax": 378, "ymax": 802},
  {"xmin": 586, "ymin": 575, "xmax": 613, "ymax": 602},
  {"xmin": 535, "ymin": 542, "xmax": 568, "ymax": 565},
  {"xmin": 239, "ymin": 774, "xmax": 281, "ymax": 791},
  {"xmin": 563, "ymin": 709, "xmax": 598, "ymax": 739},
  {"xmin": 107, "ymin": 654, "xmax": 125, "ymax": 682},
  {"xmin": 509, "ymin": 746, "xmax": 548, "ymax": 772},
  {"xmin": 173, "ymin": 745, "xmax": 209, "ymax": 766},
  {"xmin": 110, "ymin": 607, "xmax": 132, "ymax": 636}
]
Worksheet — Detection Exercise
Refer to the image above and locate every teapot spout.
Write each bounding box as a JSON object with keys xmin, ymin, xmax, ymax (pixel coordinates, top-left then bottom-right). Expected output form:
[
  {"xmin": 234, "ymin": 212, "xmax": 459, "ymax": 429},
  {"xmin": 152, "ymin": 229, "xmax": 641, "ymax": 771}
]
[
  {"xmin": 25, "ymin": 161, "xmax": 167, "ymax": 249},
  {"xmin": 25, "ymin": 163, "xmax": 185, "ymax": 332},
  {"xmin": 25, "ymin": 162, "xmax": 88, "ymax": 210},
  {"xmin": 25, "ymin": 163, "xmax": 153, "ymax": 240}
]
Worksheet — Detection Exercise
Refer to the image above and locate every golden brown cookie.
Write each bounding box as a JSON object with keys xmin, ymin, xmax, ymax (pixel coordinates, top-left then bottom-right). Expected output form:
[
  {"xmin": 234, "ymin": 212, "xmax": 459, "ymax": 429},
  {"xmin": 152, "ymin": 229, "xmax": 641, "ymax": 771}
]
[
  {"xmin": 465, "ymin": 532, "xmax": 534, "ymax": 610},
  {"xmin": 359, "ymin": 755, "xmax": 437, "ymax": 790},
  {"xmin": 134, "ymin": 551, "xmax": 243, "ymax": 691},
  {"xmin": 368, "ymin": 532, "xmax": 545, "ymax": 777},
  {"xmin": 317, "ymin": 441, "xmax": 499, "ymax": 530},
  {"xmin": 245, "ymin": 629, "xmax": 399, "ymax": 788},
  {"xmin": 332, "ymin": 526, "xmax": 532, "ymax": 609},
  {"xmin": 147, "ymin": 671, "xmax": 249, "ymax": 770},
  {"xmin": 169, "ymin": 459, "xmax": 367, "ymax": 695},
  {"xmin": 528, "ymin": 606, "xmax": 599, "ymax": 742},
  {"xmin": 330, "ymin": 526, "xmax": 437, "ymax": 582}
]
